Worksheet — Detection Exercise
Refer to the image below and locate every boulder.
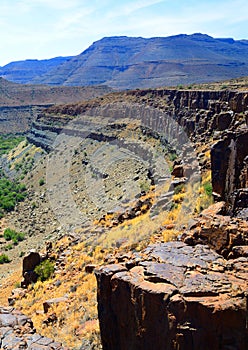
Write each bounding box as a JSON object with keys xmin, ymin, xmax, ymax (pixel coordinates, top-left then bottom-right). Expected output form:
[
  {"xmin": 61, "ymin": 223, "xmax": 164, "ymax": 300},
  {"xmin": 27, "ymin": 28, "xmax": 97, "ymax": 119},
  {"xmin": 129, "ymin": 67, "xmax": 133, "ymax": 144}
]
[
  {"xmin": 43, "ymin": 297, "xmax": 68, "ymax": 314},
  {"xmin": 182, "ymin": 209, "xmax": 248, "ymax": 257},
  {"xmin": 21, "ymin": 251, "xmax": 41, "ymax": 288}
]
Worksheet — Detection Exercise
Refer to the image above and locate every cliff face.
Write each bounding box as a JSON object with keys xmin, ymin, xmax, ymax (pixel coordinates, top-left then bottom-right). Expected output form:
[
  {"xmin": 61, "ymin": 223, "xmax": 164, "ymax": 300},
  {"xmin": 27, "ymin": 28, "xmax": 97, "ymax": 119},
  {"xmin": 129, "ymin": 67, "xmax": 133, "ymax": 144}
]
[
  {"xmin": 95, "ymin": 241, "xmax": 247, "ymax": 350},
  {"xmin": 0, "ymin": 77, "xmax": 111, "ymax": 134},
  {"xmin": 80, "ymin": 89, "xmax": 247, "ymax": 349},
  {"xmin": 0, "ymin": 105, "xmax": 49, "ymax": 134},
  {"xmin": 9, "ymin": 85, "xmax": 248, "ymax": 349},
  {"xmin": 29, "ymin": 88, "xmax": 248, "ymax": 209}
]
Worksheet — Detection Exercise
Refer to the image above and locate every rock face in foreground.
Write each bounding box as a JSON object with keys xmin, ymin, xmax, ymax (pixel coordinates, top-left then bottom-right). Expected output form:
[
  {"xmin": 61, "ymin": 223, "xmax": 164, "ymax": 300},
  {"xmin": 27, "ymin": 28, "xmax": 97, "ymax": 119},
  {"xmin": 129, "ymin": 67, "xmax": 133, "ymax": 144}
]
[
  {"xmin": 0, "ymin": 307, "xmax": 64, "ymax": 349},
  {"xmin": 95, "ymin": 241, "xmax": 247, "ymax": 350}
]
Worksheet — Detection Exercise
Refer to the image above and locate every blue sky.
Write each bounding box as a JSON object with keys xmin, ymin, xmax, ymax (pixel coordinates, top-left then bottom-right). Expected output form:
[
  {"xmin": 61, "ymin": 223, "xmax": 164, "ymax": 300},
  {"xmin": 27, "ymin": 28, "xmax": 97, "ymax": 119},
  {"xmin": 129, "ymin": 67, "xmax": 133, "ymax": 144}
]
[{"xmin": 0, "ymin": 0, "xmax": 247, "ymax": 66}]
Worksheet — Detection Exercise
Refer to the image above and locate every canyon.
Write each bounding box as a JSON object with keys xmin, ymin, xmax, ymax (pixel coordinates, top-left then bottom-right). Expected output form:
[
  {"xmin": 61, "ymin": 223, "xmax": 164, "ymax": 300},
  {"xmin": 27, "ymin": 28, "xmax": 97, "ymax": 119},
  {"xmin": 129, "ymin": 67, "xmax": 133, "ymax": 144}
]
[
  {"xmin": 25, "ymin": 87, "xmax": 248, "ymax": 348},
  {"xmin": 0, "ymin": 81, "xmax": 247, "ymax": 349}
]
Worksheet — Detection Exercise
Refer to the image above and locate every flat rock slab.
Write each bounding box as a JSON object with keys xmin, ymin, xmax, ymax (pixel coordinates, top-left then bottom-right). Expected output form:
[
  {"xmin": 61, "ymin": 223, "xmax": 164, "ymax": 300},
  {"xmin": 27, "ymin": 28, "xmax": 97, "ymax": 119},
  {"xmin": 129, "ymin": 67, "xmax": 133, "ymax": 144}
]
[
  {"xmin": 0, "ymin": 307, "xmax": 64, "ymax": 349},
  {"xmin": 95, "ymin": 241, "xmax": 248, "ymax": 350}
]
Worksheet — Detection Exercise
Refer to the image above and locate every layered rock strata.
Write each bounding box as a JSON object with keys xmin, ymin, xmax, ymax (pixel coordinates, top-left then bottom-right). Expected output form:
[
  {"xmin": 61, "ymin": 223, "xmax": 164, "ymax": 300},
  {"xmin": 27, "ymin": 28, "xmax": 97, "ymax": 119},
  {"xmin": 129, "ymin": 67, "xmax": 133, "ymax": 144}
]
[{"xmin": 29, "ymin": 88, "xmax": 248, "ymax": 210}]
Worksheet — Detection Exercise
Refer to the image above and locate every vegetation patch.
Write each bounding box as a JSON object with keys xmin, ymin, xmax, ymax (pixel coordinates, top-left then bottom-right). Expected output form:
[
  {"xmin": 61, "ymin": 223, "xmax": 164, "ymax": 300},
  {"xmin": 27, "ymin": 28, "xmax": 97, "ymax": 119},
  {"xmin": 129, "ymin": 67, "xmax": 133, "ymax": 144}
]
[
  {"xmin": 39, "ymin": 178, "xmax": 45, "ymax": 186},
  {"xmin": 195, "ymin": 171, "xmax": 213, "ymax": 213},
  {"xmin": 0, "ymin": 176, "xmax": 27, "ymax": 218},
  {"xmin": 0, "ymin": 135, "xmax": 25, "ymax": 156},
  {"xmin": 3, "ymin": 228, "xmax": 25, "ymax": 245},
  {"xmin": 0, "ymin": 253, "xmax": 11, "ymax": 264},
  {"xmin": 34, "ymin": 259, "xmax": 55, "ymax": 282},
  {"xmin": 203, "ymin": 181, "xmax": 212, "ymax": 196}
]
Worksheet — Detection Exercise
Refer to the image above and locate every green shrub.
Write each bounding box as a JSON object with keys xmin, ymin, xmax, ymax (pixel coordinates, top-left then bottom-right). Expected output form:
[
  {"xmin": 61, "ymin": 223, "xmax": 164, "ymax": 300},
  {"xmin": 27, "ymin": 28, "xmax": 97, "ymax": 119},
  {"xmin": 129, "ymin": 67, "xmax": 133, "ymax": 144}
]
[
  {"xmin": 34, "ymin": 260, "xmax": 54, "ymax": 282},
  {"xmin": 204, "ymin": 182, "xmax": 213, "ymax": 196},
  {"xmin": 4, "ymin": 243, "xmax": 13, "ymax": 251},
  {"xmin": 0, "ymin": 177, "xmax": 27, "ymax": 216},
  {"xmin": 0, "ymin": 253, "xmax": 11, "ymax": 264},
  {"xmin": 39, "ymin": 178, "xmax": 45, "ymax": 186},
  {"xmin": 0, "ymin": 135, "xmax": 25, "ymax": 156},
  {"xmin": 139, "ymin": 180, "xmax": 150, "ymax": 193},
  {"xmin": 3, "ymin": 228, "xmax": 25, "ymax": 244},
  {"xmin": 3, "ymin": 228, "xmax": 14, "ymax": 241},
  {"xmin": 169, "ymin": 152, "xmax": 177, "ymax": 162},
  {"xmin": 174, "ymin": 184, "xmax": 185, "ymax": 195}
]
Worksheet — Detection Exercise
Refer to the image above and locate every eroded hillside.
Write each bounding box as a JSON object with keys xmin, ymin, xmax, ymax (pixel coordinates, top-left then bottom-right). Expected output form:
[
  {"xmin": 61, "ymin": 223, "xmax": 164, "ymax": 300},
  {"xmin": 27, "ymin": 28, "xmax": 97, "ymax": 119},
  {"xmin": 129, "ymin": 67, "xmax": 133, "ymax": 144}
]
[
  {"xmin": 0, "ymin": 78, "xmax": 112, "ymax": 134},
  {"xmin": 0, "ymin": 81, "xmax": 247, "ymax": 349}
]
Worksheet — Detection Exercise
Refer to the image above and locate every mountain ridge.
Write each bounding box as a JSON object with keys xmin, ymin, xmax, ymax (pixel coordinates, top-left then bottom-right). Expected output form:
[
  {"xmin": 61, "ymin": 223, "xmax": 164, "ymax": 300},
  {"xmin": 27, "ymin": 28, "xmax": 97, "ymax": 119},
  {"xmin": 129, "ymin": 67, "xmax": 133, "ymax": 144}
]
[
  {"xmin": 1, "ymin": 33, "xmax": 248, "ymax": 89},
  {"xmin": 0, "ymin": 56, "xmax": 72, "ymax": 84}
]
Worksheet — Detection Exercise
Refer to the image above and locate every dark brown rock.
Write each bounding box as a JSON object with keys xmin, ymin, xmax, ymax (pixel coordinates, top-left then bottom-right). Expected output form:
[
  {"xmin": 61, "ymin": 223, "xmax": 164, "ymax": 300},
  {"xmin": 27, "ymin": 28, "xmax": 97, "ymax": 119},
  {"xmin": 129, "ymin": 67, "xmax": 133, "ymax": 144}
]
[
  {"xmin": 22, "ymin": 251, "xmax": 41, "ymax": 274},
  {"xmin": 43, "ymin": 297, "xmax": 68, "ymax": 314},
  {"xmin": 95, "ymin": 242, "xmax": 247, "ymax": 350},
  {"xmin": 215, "ymin": 111, "xmax": 233, "ymax": 130},
  {"xmin": 85, "ymin": 264, "xmax": 96, "ymax": 273},
  {"xmin": 171, "ymin": 164, "xmax": 184, "ymax": 177},
  {"xmin": 211, "ymin": 130, "xmax": 248, "ymax": 205},
  {"xmin": 21, "ymin": 251, "xmax": 41, "ymax": 288},
  {"xmin": 182, "ymin": 206, "xmax": 248, "ymax": 257}
]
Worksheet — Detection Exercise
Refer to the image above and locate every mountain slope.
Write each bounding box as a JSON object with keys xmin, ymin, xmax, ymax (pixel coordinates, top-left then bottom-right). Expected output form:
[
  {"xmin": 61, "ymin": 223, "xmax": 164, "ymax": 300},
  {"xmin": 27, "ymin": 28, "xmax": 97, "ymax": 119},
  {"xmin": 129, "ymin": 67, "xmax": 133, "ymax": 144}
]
[
  {"xmin": 30, "ymin": 33, "xmax": 248, "ymax": 89},
  {"xmin": 0, "ymin": 56, "xmax": 72, "ymax": 84}
]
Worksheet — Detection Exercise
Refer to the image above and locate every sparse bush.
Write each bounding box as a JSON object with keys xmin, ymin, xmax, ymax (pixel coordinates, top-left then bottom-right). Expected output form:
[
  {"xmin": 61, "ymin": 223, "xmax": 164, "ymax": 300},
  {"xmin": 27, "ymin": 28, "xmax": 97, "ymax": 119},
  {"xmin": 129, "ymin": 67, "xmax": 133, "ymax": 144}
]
[
  {"xmin": 139, "ymin": 180, "xmax": 150, "ymax": 193},
  {"xmin": 0, "ymin": 253, "xmax": 11, "ymax": 264},
  {"xmin": 39, "ymin": 178, "xmax": 45, "ymax": 186},
  {"xmin": 34, "ymin": 260, "xmax": 54, "ymax": 282},
  {"xmin": 3, "ymin": 228, "xmax": 25, "ymax": 244},
  {"xmin": 31, "ymin": 202, "xmax": 37, "ymax": 209},
  {"xmin": 169, "ymin": 152, "xmax": 177, "ymax": 161},
  {"xmin": 4, "ymin": 243, "xmax": 13, "ymax": 251},
  {"xmin": 0, "ymin": 177, "xmax": 27, "ymax": 217},
  {"xmin": 204, "ymin": 181, "xmax": 212, "ymax": 196},
  {"xmin": 174, "ymin": 184, "xmax": 185, "ymax": 195}
]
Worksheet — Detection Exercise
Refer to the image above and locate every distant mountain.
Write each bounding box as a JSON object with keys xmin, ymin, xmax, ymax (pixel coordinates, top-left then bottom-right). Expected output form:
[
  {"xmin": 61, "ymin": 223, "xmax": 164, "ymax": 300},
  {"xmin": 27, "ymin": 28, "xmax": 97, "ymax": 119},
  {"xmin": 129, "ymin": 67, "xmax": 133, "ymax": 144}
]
[
  {"xmin": 2, "ymin": 34, "xmax": 248, "ymax": 89},
  {"xmin": 0, "ymin": 57, "xmax": 72, "ymax": 84}
]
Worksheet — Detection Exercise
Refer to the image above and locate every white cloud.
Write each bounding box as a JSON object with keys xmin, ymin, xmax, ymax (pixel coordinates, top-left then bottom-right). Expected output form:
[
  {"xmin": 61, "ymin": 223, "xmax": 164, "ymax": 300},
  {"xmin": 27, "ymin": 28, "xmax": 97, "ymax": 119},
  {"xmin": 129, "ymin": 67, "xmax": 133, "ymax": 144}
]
[
  {"xmin": 107, "ymin": 0, "xmax": 166, "ymax": 18},
  {"xmin": 19, "ymin": 0, "xmax": 81, "ymax": 10}
]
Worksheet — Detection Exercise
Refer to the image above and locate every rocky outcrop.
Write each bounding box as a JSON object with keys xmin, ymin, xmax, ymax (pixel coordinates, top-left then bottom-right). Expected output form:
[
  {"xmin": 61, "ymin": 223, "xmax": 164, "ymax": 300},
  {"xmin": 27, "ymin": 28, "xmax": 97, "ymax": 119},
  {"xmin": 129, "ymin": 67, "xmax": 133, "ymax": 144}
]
[
  {"xmin": 0, "ymin": 307, "xmax": 64, "ymax": 349},
  {"xmin": 181, "ymin": 202, "xmax": 248, "ymax": 258},
  {"xmin": 29, "ymin": 89, "xmax": 248, "ymax": 151},
  {"xmin": 95, "ymin": 241, "xmax": 248, "ymax": 350},
  {"xmin": 21, "ymin": 251, "xmax": 41, "ymax": 288},
  {"xmin": 0, "ymin": 105, "xmax": 49, "ymax": 134},
  {"xmin": 211, "ymin": 129, "xmax": 248, "ymax": 205},
  {"xmin": 25, "ymin": 87, "xmax": 248, "ymax": 349}
]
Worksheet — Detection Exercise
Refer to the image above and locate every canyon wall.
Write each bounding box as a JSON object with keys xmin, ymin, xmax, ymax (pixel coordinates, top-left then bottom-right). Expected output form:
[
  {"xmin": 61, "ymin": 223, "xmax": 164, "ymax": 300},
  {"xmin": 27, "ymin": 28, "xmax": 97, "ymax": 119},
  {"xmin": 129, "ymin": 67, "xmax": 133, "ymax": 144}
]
[
  {"xmin": 0, "ymin": 105, "xmax": 51, "ymax": 134},
  {"xmin": 25, "ymin": 88, "xmax": 248, "ymax": 349},
  {"xmin": 95, "ymin": 240, "xmax": 247, "ymax": 350},
  {"xmin": 29, "ymin": 88, "xmax": 248, "ymax": 207}
]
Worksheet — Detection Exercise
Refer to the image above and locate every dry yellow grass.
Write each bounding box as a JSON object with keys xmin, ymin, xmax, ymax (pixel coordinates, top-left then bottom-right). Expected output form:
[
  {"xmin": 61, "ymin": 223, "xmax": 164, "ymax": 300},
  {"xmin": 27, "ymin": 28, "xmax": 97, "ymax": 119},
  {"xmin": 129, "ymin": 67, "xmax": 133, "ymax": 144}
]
[{"xmin": 0, "ymin": 270, "xmax": 22, "ymax": 306}]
